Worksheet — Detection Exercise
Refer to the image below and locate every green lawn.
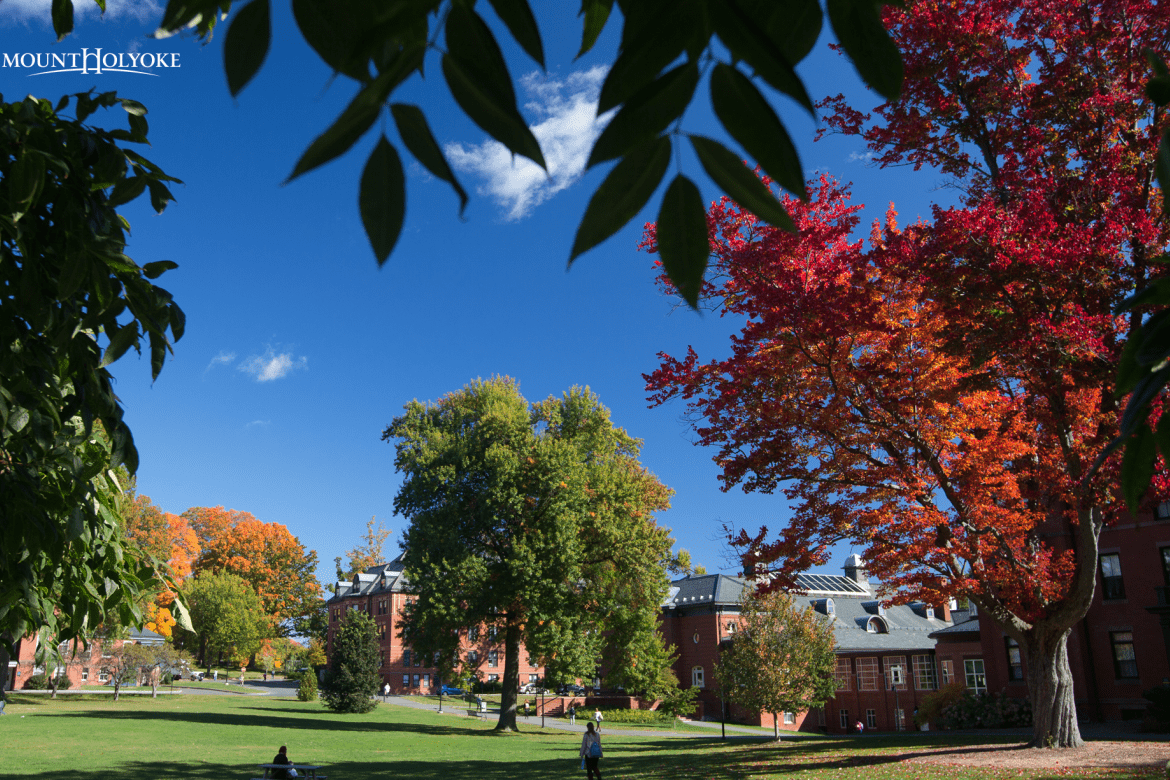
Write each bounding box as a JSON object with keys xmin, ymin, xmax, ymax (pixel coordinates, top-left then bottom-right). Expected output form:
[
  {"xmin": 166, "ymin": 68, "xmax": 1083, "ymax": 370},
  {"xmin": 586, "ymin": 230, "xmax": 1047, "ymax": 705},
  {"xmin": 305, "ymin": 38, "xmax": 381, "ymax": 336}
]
[{"xmin": 0, "ymin": 693, "xmax": 1160, "ymax": 780}]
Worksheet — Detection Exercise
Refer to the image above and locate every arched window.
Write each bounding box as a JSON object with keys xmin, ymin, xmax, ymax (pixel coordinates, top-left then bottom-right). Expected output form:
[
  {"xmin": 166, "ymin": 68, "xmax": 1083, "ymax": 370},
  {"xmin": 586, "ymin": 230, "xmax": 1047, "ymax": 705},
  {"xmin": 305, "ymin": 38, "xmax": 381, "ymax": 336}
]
[
  {"xmin": 866, "ymin": 616, "xmax": 888, "ymax": 634},
  {"xmin": 691, "ymin": 666, "xmax": 705, "ymax": 688}
]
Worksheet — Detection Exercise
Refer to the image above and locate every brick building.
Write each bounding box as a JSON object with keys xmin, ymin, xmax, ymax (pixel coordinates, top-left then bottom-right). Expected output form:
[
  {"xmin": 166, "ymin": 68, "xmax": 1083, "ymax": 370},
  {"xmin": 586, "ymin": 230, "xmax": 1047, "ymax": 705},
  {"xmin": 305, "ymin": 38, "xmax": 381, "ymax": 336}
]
[
  {"xmin": 966, "ymin": 509, "xmax": 1170, "ymax": 723},
  {"xmin": 325, "ymin": 555, "xmax": 546, "ymax": 694},
  {"xmin": 4, "ymin": 627, "xmax": 167, "ymax": 691},
  {"xmin": 662, "ymin": 555, "xmax": 956, "ymax": 733}
]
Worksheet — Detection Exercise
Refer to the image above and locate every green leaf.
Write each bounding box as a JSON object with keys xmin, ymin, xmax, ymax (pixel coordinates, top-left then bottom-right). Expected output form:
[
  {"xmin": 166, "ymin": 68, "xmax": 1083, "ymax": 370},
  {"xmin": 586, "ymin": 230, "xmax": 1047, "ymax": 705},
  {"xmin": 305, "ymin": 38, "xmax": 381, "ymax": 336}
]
[
  {"xmin": 446, "ymin": 5, "xmax": 518, "ymax": 109},
  {"xmin": 487, "ymin": 0, "xmax": 545, "ymax": 68},
  {"xmin": 752, "ymin": 0, "xmax": 823, "ymax": 64},
  {"xmin": 1155, "ymin": 411, "xmax": 1170, "ymax": 466},
  {"xmin": 826, "ymin": 0, "xmax": 903, "ymax": 102},
  {"xmin": 441, "ymin": 54, "xmax": 546, "ymax": 169},
  {"xmin": 597, "ymin": 17, "xmax": 689, "ymax": 113},
  {"xmin": 360, "ymin": 136, "xmax": 406, "ymax": 266},
  {"xmin": 128, "ymin": 113, "xmax": 149, "ymax": 143},
  {"xmin": 10, "ymin": 150, "xmax": 46, "ymax": 211},
  {"xmin": 1122, "ymin": 420, "xmax": 1157, "ymax": 514},
  {"xmin": 710, "ymin": 64, "xmax": 807, "ymax": 200},
  {"xmin": 58, "ymin": 253, "xmax": 89, "ymax": 300},
  {"xmin": 9, "ymin": 407, "xmax": 30, "ymax": 434},
  {"xmin": 106, "ymin": 175, "xmax": 147, "ymax": 208},
  {"xmin": 577, "ymin": 0, "xmax": 615, "ymax": 57},
  {"xmin": 587, "ymin": 62, "xmax": 698, "ymax": 168},
  {"xmin": 291, "ymin": 0, "xmax": 371, "ymax": 81},
  {"xmin": 286, "ymin": 68, "xmax": 397, "ymax": 183},
  {"xmin": 119, "ymin": 99, "xmax": 147, "ymax": 117},
  {"xmin": 100, "ymin": 323, "xmax": 139, "ymax": 368},
  {"xmin": 146, "ymin": 179, "xmax": 175, "ymax": 213},
  {"xmin": 224, "ymin": 0, "xmax": 272, "ymax": 97},
  {"xmin": 1118, "ymin": 365, "xmax": 1170, "ymax": 438},
  {"xmin": 570, "ymin": 135, "xmax": 671, "ymax": 263},
  {"xmin": 657, "ymin": 174, "xmax": 709, "ymax": 309},
  {"xmin": 52, "ymin": 0, "xmax": 74, "ymax": 41},
  {"xmin": 1148, "ymin": 76, "xmax": 1170, "ymax": 107},
  {"xmin": 143, "ymin": 260, "xmax": 179, "ymax": 280},
  {"xmin": 710, "ymin": 0, "xmax": 815, "ymax": 115},
  {"xmin": 55, "ymin": 94, "xmax": 71, "ymax": 113},
  {"xmin": 689, "ymin": 135, "xmax": 795, "ymax": 232},
  {"xmin": 390, "ymin": 103, "xmax": 469, "ymax": 215}
]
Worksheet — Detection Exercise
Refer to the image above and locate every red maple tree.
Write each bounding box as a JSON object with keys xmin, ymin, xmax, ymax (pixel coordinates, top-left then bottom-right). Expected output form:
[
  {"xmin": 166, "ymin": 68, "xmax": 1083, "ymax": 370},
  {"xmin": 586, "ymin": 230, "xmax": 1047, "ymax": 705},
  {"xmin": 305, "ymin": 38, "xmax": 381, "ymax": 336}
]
[{"xmin": 644, "ymin": 0, "xmax": 1169, "ymax": 748}]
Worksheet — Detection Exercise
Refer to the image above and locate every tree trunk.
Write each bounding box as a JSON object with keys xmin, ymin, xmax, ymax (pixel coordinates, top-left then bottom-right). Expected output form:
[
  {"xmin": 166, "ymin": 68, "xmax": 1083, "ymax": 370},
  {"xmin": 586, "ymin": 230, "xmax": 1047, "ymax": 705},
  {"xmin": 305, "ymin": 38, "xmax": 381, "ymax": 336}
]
[
  {"xmin": 773, "ymin": 712, "xmax": 780, "ymax": 741},
  {"xmin": 1023, "ymin": 627, "xmax": 1083, "ymax": 748},
  {"xmin": 0, "ymin": 636, "xmax": 10, "ymax": 702},
  {"xmin": 494, "ymin": 619, "xmax": 522, "ymax": 732}
]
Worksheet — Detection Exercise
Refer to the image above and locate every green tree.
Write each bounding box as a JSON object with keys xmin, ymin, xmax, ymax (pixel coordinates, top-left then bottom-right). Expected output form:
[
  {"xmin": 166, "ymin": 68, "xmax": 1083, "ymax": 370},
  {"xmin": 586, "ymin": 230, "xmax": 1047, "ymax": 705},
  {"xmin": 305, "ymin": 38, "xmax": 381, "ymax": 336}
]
[
  {"xmin": 384, "ymin": 377, "xmax": 678, "ymax": 731},
  {"xmin": 43, "ymin": 0, "xmax": 902, "ymax": 305},
  {"xmin": 321, "ymin": 610, "xmax": 380, "ymax": 713},
  {"xmin": 715, "ymin": 589, "xmax": 837, "ymax": 741},
  {"xmin": 0, "ymin": 92, "xmax": 184, "ymax": 684},
  {"xmin": 297, "ymin": 669, "xmax": 319, "ymax": 701},
  {"xmin": 185, "ymin": 571, "xmax": 269, "ymax": 670}
]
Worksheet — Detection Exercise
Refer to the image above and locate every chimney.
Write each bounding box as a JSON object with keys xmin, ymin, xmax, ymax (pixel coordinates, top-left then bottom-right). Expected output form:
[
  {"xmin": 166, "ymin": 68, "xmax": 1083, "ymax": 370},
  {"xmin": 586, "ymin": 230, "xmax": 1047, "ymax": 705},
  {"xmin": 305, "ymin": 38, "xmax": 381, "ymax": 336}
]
[
  {"xmin": 933, "ymin": 599, "xmax": 952, "ymax": 622},
  {"xmin": 843, "ymin": 554, "xmax": 870, "ymax": 591}
]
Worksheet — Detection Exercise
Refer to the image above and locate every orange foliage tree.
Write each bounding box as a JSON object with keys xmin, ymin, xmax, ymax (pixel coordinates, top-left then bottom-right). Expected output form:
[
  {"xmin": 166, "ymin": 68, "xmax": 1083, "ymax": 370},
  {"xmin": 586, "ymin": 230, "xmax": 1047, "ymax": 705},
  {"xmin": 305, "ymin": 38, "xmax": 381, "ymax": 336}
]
[
  {"xmin": 121, "ymin": 493, "xmax": 200, "ymax": 638},
  {"xmin": 183, "ymin": 506, "xmax": 321, "ymax": 634},
  {"xmin": 644, "ymin": 0, "xmax": 1169, "ymax": 749}
]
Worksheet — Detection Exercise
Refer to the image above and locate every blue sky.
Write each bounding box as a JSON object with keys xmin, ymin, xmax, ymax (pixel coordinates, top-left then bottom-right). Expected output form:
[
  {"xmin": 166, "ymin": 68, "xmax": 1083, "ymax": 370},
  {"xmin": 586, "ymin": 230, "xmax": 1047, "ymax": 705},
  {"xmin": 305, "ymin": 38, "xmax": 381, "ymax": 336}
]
[{"xmin": 1, "ymin": 0, "xmax": 951, "ymax": 589}]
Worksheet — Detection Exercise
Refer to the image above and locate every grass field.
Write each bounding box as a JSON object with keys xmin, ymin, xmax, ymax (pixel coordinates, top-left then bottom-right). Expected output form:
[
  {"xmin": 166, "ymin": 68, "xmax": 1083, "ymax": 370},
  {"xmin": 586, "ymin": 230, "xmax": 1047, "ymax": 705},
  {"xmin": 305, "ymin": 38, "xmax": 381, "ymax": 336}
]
[{"xmin": 1, "ymin": 692, "xmax": 1161, "ymax": 780}]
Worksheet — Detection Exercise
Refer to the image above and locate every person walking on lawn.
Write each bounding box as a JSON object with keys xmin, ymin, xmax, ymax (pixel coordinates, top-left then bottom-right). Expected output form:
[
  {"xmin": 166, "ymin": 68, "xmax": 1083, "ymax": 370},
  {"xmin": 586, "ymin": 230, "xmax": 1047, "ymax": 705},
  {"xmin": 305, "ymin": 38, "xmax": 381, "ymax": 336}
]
[
  {"xmin": 593, "ymin": 707, "xmax": 603, "ymax": 732},
  {"xmin": 580, "ymin": 722, "xmax": 603, "ymax": 780}
]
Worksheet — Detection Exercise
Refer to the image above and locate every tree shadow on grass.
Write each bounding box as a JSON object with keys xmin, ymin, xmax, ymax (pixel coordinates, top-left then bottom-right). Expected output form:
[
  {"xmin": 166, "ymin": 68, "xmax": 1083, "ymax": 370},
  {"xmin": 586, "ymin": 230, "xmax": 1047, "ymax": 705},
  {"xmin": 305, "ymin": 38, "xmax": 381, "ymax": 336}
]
[{"xmin": 73, "ymin": 708, "xmax": 473, "ymax": 736}]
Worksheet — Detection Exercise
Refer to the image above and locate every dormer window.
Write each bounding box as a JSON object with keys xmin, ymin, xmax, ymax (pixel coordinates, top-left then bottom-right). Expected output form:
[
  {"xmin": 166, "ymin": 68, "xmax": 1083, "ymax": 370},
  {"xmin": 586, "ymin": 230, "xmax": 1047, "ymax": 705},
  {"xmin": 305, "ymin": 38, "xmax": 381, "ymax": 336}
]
[{"xmin": 866, "ymin": 616, "xmax": 888, "ymax": 634}]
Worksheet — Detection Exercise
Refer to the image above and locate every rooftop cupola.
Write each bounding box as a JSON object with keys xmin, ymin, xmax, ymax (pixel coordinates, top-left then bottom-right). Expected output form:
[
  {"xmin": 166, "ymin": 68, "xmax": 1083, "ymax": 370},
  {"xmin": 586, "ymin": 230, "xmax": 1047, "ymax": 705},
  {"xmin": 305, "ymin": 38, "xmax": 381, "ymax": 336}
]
[{"xmin": 843, "ymin": 554, "xmax": 870, "ymax": 590}]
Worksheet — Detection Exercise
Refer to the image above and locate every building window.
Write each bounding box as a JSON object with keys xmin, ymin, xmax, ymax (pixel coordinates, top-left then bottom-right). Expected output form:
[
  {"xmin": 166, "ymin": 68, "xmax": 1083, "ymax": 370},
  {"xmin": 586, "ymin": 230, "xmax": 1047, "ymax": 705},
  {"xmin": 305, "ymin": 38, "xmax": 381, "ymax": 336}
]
[
  {"xmin": 99, "ymin": 668, "xmax": 110, "ymax": 683},
  {"xmin": 865, "ymin": 617, "xmax": 887, "ymax": 633},
  {"xmin": 488, "ymin": 626, "xmax": 498, "ymax": 642},
  {"xmin": 691, "ymin": 666, "xmax": 705, "ymax": 688},
  {"xmin": 815, "ymin": 707, "xmax": 826, "ymax": 727},
  {"xmin": 468, "ymin": 651, "xmax": 478, "ymax": 665},
  {"xmin": 866, "ymin": 709, "xmax": 876, "ymax": 729},
  {"xmin": 1005, "ymin": 638, "xmax": 1023, "ymax": 680},
  {"xmin": 912, "ymin": 655, "xmax": 936, "ymax": 690},
  {"xmin": 941, "ymin": 660, "xmax": 953, "ymax": 686},
  {"xmin": 403, "ymin": 649, "xmax": 412, "ymax": 667},
  {"xmin": 82, "ymin": 668, "xmax": 89, "ymax": 682},
  {"xmin": 1110, "ymin": 631, "xmax": 1138, "ymax": 678},
  {"xmin": 422, "ymin": 674, "xmax": 430, "ymax": 688},
  {"xmin": 469, "ymin": 626, "xmax": 480, "ymax": 642},
  {"xmin": 1099, "ymin": 553, "xmax": 1125, "ymax": 600},
  {"xmin": 402, "ymin": 674, "xmax": 410, "ymax": 687},
  {"xmin": 488, "ymin": 650, "xmax": 499, "ymax": 668},
  {"xmin": 884, "ymin": 656, "xmax": 907, "ymax": 690},
  {"xmin": 527, "ymin": 656, "xmax": 535, "ymax": 667},
  {"xmin": 412, "ymin": 674, "xmax": 420, "ymax": 688},
  {"xmin": 380, "ymin": 652, "xmax": 385, "ymax": 669},
  {"xmin": 488, "ymin": 674, "xmax": 499, "ymax": 683},
  {"xmin": 839, "ymin": 708, "xmax": 849, "ymax": 730},
  {"xmin": 726, "ymin": 622, "xmax": 737, "ymax": 634},
  {"xmin": 379, "ymin": 624, "xmax": 386, "ymax": 640},
  {"xmin": 783, "ymin": 711, "xmax": 795, "ymax": 724},
  {"xmin": 964, "ymin": 659, "xmax": 987, "ymax": 694},
  {"xmin": 856, "ymin": 657, "xmax": 879, "ymax": 691},
  {"xmin": 529, "ymin": 674, "xmax": 538, "ymax": 683},
  {"xmin": 834, "ymin": 657, "xmax": 851, "ymax": 691}
]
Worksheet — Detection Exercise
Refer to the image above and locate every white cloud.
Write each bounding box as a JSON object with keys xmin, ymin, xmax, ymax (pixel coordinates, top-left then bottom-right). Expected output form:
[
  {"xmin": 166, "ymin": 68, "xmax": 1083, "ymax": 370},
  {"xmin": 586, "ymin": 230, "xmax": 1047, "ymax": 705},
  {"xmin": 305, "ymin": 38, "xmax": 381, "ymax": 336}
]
[
  {"xmin": 238, "ymin": 347, "xmax": 308, "ymax": 382},
  {"xmin": 848, "ymin": 151, "xmax": 876, "ymax": 164},
  {"xmin": 205, "ymin": 351, "xmax": 237, "ymax": 372},
  {"xmin": 0, "ymin": 0, "xmax": 163, "ymax": 24},
  {"xmin": 246, "ymin": 419, "xmax": 271, "ymax": 428},
  {"xmin": 444, "ymin": 66, "xmax": 614, "ymax": 221}
]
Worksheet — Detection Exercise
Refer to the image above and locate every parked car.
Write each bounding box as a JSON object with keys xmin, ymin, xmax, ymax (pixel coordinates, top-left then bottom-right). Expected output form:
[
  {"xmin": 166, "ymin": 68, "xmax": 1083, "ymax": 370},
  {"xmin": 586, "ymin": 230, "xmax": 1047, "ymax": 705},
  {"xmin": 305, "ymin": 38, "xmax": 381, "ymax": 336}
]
[
  {"xmin": 439, "ymin": 685, "xmax": 463, "ymax": 696},
  {"xmin": 558, "ymin": 684, "xmax": 586, "ymax": 695},
  {"xmin": 519, "ymin": 683, "xmax": 541, "ymax": 694}
]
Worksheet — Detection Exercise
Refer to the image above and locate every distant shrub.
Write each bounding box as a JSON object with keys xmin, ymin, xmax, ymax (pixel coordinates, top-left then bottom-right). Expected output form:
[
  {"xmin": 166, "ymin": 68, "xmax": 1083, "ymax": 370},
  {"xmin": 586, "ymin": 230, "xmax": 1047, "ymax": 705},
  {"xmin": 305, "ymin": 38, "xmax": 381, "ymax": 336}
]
[
  {"xmin": 656, "ymin": 686, "xmax": 699, "ymax": 719},
  {"xmin": 937, "ymin": 689, "xmax": 1031, "ymax": 729},
  {"xmin": 297, "ymin": 672, "xmax": 318, "ymax": 701},
  {"xmin": 22, "ymin": 673, "xmax": 71, "ymax": 690},
  {"xmin": 916, "ymin": 682, "xmax": 967, "ymax": 728},
  {"xmin": 591, "ymin": 707, "xmax": 671, "ymax": 724},
  {"xmin": 472, "ymin": 679, "xmax": 503, "ymax": 694}
]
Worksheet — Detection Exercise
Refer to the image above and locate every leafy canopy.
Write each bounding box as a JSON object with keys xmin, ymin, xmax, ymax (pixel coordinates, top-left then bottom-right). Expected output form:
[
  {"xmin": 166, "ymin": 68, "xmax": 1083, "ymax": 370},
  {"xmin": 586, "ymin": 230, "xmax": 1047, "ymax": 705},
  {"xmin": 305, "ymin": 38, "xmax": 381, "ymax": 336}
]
[
  {"xmin": 44, "ymin": 0, "xmax": 902, "ymax": 308},
  {"xmin": 0, "ymin": 91, "xmax": 184, "ymax": 652},
  {"xmin": 385, "ymin": 377, "xmax": 677, "ymax": 730}
]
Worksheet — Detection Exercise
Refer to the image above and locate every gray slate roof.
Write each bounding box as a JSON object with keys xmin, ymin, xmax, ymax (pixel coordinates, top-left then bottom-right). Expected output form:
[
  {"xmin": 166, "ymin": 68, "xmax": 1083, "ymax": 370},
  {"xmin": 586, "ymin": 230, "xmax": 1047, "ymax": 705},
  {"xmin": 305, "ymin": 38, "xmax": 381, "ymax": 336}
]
[
  {"xmin": 927, "ymin": 609, "xmax": 979, "ymax": 637},
  {"xmin": 663, "ymin": 571, "xmax": 951, "ymax": 653},
  {"xmin": 328, "ymin": 554, "xmax": 410, "ymax": 603}
]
